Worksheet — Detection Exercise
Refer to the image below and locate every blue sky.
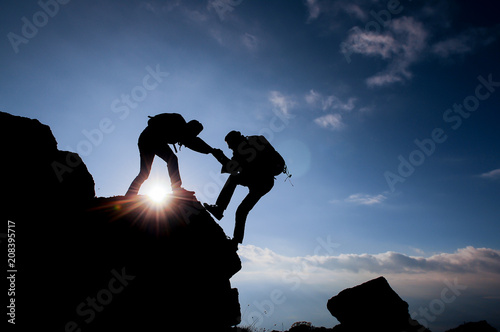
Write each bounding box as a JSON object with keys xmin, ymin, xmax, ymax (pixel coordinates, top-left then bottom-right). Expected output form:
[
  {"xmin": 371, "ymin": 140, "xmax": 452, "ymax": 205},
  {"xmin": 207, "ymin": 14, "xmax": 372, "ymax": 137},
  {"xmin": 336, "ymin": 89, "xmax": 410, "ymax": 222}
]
[{"xmin": 1, "ymin": 0, "xmax": 500, "ymax": 330}]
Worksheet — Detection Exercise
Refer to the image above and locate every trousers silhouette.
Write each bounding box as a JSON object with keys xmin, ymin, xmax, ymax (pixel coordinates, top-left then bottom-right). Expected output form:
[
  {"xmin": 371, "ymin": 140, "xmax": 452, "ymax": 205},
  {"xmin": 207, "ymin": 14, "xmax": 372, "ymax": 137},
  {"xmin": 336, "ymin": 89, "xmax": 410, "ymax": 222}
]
[
  {"xmin": 126, "ymin": 113, "xmax": 217, "ymax": 196},
  {"xmin": 126, "ymin": 137, "xmax": 181, "ymax": 196},
  {"xmin": 216, "ymin": 173, "xmax": 274, "ymax": 243}
]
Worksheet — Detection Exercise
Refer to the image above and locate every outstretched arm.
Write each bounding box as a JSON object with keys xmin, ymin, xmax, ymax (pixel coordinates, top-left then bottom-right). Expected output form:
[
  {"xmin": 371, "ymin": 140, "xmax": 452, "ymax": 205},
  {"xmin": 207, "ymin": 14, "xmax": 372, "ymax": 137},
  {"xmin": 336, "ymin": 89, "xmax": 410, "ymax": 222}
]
[
  {"xmin": 183, "ymin": 137, "xmax": 239, "ymax": 173},
  {"xmin": 212, "ymin": 149, "xmax": 230, "ymax": 166},
  {"xmin": 216, "ymin": 152, "xmax": 242, "ymax": 175},
  {"xmin": 182, "ymin": 137, "xmax": 214, "ymax": 154}
]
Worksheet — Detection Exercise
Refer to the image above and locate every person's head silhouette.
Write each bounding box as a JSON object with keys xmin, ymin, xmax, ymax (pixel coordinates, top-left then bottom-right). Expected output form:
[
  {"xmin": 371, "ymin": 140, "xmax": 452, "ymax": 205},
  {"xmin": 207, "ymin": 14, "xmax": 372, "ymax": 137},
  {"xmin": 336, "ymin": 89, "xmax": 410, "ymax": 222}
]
[
  {"xmin": 185, "ymin": 120, "xmax": 203, "ymax": 137},
  {"xmin": 225, "ymin": 131, "xmax": 245, "ymax": 150}
]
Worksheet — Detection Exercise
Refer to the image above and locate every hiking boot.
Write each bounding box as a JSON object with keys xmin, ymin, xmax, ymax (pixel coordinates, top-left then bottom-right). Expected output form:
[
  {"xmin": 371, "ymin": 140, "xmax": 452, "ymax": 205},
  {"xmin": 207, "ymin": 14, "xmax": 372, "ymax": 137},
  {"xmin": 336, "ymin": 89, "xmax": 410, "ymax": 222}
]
[{"xmin": 203, "ymin": 203, "xmax": 224, "ymax": 220}]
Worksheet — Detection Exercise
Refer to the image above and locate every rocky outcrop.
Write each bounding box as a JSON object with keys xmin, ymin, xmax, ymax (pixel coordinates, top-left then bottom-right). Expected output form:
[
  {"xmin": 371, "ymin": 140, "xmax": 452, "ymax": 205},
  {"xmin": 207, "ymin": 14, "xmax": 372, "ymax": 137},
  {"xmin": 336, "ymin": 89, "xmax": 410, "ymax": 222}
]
[
  {"xmin": 68, "ymin": 194, "xmax": 242, "ymax": 331},
  {"xmin": 327, "ymin": 276, "xmax": 430, "ymax": 332},
  {"xmin": 1, "ymin": 111, "xmax": 95, "ymax": 218},
  {"xmin": 3, "ymin": 111, "xmax": 241, "ymax": 331}
]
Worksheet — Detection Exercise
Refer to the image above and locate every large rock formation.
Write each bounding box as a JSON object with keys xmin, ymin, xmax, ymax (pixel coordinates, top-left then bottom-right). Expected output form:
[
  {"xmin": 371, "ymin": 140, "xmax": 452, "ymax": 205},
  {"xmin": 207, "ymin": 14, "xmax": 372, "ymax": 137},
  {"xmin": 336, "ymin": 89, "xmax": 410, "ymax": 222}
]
[
  {"xmin": 2, "ymin": 111, "xmax": 241, "ymax": 331},
  {"xmin": 1, "ymin": 111, "xmax": 95, "ymax": 216},
  {"xmin": 327, "ymin": 276, "xmax": 430, "ymax": 332}
]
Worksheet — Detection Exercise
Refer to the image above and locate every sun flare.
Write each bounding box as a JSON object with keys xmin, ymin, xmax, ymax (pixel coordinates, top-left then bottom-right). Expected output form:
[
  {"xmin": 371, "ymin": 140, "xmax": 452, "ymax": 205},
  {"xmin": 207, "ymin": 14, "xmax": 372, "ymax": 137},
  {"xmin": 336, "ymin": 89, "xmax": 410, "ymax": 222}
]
[{"xmin": 147, "ymin": 186, "xmax": 170, "ymax": 203}]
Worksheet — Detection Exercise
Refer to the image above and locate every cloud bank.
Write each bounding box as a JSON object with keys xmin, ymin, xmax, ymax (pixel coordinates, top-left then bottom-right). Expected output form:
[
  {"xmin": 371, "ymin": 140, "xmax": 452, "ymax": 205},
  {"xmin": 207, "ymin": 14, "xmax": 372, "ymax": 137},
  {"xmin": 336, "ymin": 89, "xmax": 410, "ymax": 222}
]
[
  {"xmin": 234, "ymin": 245, "xmax": 500, "ymax": 330},
  {"xmin": 239, "ymin": 245, "xmax": 500, "ymax": 275},
  {"xmin": 235, "ymin": 245, "xmax": 500, "ymax": 299}
]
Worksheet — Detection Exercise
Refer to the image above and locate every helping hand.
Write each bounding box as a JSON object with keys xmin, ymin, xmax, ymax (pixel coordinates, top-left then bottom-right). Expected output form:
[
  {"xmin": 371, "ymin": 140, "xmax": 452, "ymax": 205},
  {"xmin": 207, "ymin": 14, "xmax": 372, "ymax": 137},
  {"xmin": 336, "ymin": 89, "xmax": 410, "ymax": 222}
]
[
  {"xmin": 211, "ymin": 148, "xmax": 223, "ymax": 158},
  {"xmin": 211, "ymin": 148, "xmax": 228, "ymax": 164}
]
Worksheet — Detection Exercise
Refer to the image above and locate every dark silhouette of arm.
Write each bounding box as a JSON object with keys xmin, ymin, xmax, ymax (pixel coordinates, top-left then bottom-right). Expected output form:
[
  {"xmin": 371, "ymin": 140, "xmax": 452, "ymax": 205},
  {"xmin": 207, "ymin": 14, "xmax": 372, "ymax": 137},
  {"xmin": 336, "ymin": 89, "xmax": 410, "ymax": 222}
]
[
  {"xmin": 212, "ymin": 149, "xmax": 230, "ymax": 165},
  {"xmin": 218, "ymin": 153, "xmax": 245, "ymax": 175},
  {"xmin": 181, "ymin": 137, "xmax": 214, "ymax": 154},
  {"xmin": 210, "ymin": 148, "xmax": 241, "ymax": 175}
]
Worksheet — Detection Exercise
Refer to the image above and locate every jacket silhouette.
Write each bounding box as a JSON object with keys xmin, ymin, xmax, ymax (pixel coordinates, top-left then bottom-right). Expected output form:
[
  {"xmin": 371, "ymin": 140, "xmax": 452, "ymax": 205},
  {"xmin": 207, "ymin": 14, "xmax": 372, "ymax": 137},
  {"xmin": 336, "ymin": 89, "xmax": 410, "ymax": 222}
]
[
  {"xmin": 126, "ymin": 113, "xmax": 218, "ymax": 196},
  {"xmin": 205, "ymin": 131, "xmax": 281, "ymax": 244}
]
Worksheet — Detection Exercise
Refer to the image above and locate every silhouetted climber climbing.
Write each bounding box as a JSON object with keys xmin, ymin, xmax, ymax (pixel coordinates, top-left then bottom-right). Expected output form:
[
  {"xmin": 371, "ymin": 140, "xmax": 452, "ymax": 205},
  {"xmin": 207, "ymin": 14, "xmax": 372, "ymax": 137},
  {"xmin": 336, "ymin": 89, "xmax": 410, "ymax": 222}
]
[
  {"xmin": 126, "ymin": 113, "xmax": 220, "ymax": 196},
  {"xmin": 205, "ymin": 131, "xmax": 286, "ymax": 245}
]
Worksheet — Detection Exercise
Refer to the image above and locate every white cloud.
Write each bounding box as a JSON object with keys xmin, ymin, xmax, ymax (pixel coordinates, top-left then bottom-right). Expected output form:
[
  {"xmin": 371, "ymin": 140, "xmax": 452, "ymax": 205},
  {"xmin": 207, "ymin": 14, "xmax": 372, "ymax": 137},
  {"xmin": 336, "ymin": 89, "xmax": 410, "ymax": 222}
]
[
  {"xmin": 314, "ymin": 114, "xmax": 344, "ymax": 130},
  {"xmin": 306, "ymin": 90, "xmax": 358, "ymax": 130},
  {"xmin": 324, "ymin": 96, "xmax": 356, "ymax": 112},
  {"xmin": 344, "ymin": 193, "xmax": 387, "ymax": 205},
  {"xmin": 305, "ymin": 89, "xmax": 321, "ymax": 105},
  {"xmin": 306, "ymin": 90, "xmax": 356, "ymax": 112},
  {"xmin": 341, "ymin": 28, "xmax": 399, "ymax": 59},
  {"xmin": 431, "ymin": 36, "xmax": 472, "ymax": 58},
  {"xmin": 341, "ymin": 17, "xmax": 428, "ymax": 87},
  {"xmin": 237, "ymin": 245, "xmax": 500, "ymax": 284},
  {"xmin": 269, "ymin": 91, "xmax": 295, "ymax": 119},
  {"xmin": 207, "ymin": 0, "xmax": 243, "ymax": 21},
  {"xmin": 431, "ymin": 26, "xmax": 500, "ymax": 58},
  {"xmin": 242, "ymin": 33, "xmax": 259, "ymax": 51},
  {"xmin": 305, "ymin": 0, "xmax": 322, "ymax": 21},
  {"xmin": 343, "ymin": 3, "xmax": 366, "ymax": 20},
  {"xmin": 480, "ymin": 168, "xmax": 500, "ymax": 180},
  {"xmin": 305, "ymin": 0, "xmax": 368, "ymax": 23}
]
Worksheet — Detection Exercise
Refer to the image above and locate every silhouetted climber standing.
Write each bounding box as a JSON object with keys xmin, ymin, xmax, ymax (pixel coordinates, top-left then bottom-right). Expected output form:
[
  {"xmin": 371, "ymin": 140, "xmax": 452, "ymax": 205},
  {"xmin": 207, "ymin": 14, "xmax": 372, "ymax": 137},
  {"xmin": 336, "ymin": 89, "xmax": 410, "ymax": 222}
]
[
  {"xmin": 205, "ymin": 131, "xmax": 286, "ymax": 245},
  {"xmin": 126, "ymin": 113, "xmax": 220, "ymax": 196}
]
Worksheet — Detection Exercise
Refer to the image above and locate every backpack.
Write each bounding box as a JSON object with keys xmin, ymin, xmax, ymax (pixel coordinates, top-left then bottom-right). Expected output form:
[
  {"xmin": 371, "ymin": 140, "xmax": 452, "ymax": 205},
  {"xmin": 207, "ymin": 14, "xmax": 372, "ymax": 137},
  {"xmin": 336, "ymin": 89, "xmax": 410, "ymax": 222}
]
[
  {"xmin": 248, "ymin": 136, "xmax": 288, "ymax": 177},
  {"xmin": 147, "ymin": 113, "xmax": 186, "ymax": 132},
  {"xmin": 147, "ymin": 113, "xmax": 187, "ymax": 145}
]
